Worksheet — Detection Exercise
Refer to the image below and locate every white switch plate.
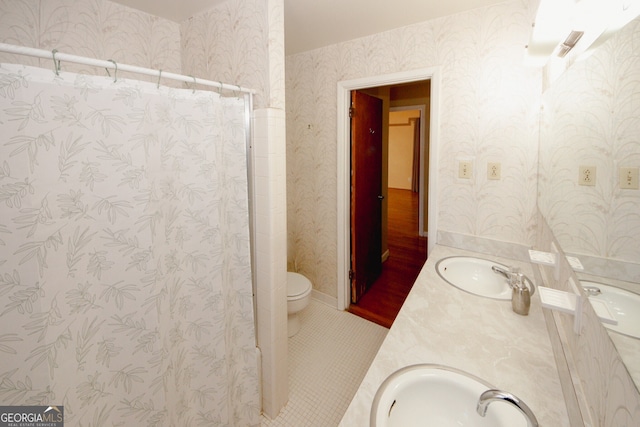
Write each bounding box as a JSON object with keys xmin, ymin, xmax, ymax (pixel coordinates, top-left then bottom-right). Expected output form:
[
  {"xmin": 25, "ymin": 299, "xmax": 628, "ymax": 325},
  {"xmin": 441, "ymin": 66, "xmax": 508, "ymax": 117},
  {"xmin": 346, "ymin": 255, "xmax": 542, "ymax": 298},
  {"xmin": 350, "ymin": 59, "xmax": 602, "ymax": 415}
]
[
  {"xmin": 579, "ymin": 165, "xmax": 596, "ymax": 186},
  {"xmin": 487, "ymin": 162, "xmax": 501, "ymax": 180},
  {"xmin": 458, "ymin": 161, "xmax": 472, "ymax": 179},
  {"xmin": 619, "ymin": 167, "xmax": 639, "ymax": 189}
]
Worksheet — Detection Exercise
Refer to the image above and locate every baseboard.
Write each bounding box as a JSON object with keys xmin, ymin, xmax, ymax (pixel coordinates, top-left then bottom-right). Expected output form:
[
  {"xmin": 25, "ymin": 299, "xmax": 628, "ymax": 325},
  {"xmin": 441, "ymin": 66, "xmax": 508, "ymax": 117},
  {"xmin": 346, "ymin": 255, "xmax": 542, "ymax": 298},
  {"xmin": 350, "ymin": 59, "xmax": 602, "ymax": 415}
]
[
  {"xmin": 255, "ymin": 346, "xmax": 262, "ymax": 414},
  {"xmin": 312, "ymin": 289, "xmax": 338, "ymax": 309}
]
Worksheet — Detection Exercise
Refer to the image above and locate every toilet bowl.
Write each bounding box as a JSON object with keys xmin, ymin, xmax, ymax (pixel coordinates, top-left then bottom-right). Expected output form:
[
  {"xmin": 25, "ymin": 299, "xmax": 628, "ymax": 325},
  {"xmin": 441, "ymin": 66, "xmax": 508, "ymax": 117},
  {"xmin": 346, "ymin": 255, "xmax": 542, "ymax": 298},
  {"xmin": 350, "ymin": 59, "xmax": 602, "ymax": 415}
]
[{"xmin": 287, "ymin": 272, "xmax": 312, "ymax": 337}]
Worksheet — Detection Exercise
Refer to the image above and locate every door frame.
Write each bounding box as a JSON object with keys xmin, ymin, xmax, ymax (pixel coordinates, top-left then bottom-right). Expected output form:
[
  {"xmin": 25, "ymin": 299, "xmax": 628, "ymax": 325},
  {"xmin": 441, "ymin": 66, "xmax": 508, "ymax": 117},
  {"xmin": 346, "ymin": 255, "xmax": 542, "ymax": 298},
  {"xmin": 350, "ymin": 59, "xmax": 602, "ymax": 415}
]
[
  {"xmin": 389, "ymin": 105, "xmax": 427, "ymax": 237},
  {"xmin": 337, "ymin": 68, "xmax": 441, "ymax": 311}
]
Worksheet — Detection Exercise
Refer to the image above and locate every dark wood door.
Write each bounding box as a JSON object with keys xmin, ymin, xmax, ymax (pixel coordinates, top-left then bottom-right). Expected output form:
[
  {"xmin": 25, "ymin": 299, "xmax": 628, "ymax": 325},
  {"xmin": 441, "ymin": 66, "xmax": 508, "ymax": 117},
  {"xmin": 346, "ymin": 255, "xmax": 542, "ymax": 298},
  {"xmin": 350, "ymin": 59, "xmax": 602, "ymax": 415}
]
[{"xmin": 350, "ymin": 90, "xmax": 383, "ymax": 303}]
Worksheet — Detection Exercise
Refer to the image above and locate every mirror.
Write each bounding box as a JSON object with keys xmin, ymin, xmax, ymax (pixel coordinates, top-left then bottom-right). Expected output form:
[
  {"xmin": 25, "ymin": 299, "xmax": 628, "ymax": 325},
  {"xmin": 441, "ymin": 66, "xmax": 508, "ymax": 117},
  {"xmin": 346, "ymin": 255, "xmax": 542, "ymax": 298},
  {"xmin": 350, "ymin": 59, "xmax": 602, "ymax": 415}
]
[{"xmin": 537, "ymin": 15, "xmax": 640, "ymax": 389}]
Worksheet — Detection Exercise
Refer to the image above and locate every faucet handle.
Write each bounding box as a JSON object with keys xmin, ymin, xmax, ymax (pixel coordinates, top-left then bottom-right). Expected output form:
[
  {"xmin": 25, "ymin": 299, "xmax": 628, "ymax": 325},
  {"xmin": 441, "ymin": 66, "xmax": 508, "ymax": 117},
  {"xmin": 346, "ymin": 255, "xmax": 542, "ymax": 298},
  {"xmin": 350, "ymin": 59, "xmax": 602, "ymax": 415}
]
[
  {"xmin": 514, "ymin": 272, "xmax": 525, "ymax": 289},
  {"xmin": 507, "ymin": 267, "xmax": 521, "ymax": 287}
]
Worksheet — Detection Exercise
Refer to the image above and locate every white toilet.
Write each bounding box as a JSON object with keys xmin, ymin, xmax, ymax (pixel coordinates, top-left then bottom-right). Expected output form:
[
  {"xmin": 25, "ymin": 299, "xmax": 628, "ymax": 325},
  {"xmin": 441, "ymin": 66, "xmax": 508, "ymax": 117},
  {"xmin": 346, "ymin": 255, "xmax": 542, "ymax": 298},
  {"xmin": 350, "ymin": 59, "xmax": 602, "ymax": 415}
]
[{"xmin": 287, "ymin": 272, "xmax": 312, "ymax": 337}]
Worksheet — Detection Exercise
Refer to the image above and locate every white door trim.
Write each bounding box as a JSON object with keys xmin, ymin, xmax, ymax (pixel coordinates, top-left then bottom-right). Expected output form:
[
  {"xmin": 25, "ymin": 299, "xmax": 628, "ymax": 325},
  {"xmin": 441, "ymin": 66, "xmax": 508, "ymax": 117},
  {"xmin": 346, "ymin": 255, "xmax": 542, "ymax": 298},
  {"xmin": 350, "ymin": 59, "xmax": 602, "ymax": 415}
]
[{"xmin": 337, "ymin": 68, "xmax": 441, "ymax": 310}]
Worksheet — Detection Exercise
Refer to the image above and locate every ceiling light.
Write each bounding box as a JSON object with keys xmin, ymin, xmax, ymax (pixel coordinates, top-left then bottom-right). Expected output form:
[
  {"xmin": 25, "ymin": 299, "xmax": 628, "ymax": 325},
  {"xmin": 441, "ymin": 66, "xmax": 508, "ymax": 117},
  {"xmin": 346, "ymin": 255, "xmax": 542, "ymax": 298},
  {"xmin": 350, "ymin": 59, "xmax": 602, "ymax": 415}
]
[
  {"xmin": 526, "ymin": 0, "xmax": 640, "ymax": 66},
  {"xmin": 556, "ymin": 30, "xmax": 584, "ymax": 57}
]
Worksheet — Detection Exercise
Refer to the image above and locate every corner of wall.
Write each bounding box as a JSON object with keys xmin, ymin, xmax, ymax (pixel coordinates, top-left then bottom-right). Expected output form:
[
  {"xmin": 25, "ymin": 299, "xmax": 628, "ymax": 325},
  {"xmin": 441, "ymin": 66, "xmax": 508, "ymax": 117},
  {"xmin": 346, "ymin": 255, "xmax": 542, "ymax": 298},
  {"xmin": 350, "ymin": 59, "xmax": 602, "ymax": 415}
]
[{"xmin": 252, "ymin": 107, "xmax": 288, "ymax": 418}]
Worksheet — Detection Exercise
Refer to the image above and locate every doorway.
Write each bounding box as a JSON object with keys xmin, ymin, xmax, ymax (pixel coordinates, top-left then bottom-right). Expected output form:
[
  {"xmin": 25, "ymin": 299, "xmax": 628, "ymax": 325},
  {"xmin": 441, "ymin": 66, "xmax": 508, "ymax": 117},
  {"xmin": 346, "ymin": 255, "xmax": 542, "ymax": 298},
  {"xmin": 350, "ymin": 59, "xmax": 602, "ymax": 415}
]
[
  {"xmin": 348, "ymin": 90, "xmax": 430, "ymax": 327},
  {"xmin": 388, "ymin": 105, "xmax": 428, "ymax": 237},
  {"xmin": 336, "ymin": 68, "xmax": 441, "ymax": 312},
  {"xmin": 348, "ymin": 186, "xmax": 427, "ymax": 327}
]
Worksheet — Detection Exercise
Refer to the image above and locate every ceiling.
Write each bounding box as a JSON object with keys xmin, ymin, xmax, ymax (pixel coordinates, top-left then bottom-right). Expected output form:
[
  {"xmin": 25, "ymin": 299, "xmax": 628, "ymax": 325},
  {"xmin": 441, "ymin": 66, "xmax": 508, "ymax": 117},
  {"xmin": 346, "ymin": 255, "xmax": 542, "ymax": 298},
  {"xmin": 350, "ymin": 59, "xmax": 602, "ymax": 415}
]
[{"xmin": 112, "ymin": 0, "xmax": 508, "ymax": 54}]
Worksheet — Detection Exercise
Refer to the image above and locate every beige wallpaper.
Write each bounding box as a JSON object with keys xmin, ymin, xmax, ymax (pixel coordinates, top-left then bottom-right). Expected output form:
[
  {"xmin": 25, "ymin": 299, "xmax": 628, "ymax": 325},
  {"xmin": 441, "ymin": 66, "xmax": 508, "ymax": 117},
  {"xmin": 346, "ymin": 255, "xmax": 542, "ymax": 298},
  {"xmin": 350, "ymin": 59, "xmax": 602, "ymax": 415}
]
[
  {"xmin": 285, "ymin": 0, "xmax": 541, "ymax": 298},
  {"xmin": 0, "ymin": 0, "xmax": 284, "ymax": 110},
  {"xmin": 180, "ymin": 0, "xmax": 285, "ymax": 110},
  {"xmin": 0, "ymin": 0, "xmax": 181, "ymax": 80},
  {"xmin": 538, "ymin": 16, "xmax": 640, "ymax": 283}
]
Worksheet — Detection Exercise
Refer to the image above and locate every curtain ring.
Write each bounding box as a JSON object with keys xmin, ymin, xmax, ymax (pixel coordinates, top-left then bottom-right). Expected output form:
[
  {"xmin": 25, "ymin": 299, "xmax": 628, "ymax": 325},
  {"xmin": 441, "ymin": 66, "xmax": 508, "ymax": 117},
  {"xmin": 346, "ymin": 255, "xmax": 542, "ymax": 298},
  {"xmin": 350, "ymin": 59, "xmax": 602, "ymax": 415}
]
[
  {"xmin": 107, "ymin": 59, "xmax": 117, "ymax": 82},
  {"xmin": 218, "ymin": 82, "xmax": 223, "ymax": 95},
  {"xmin": 157, "ymin": 70, "xmax": 162, "ymax": 89},
  {"xmin": 51, "ymin": 49, "xmax": 60, "ymax": 76},
  {"xmin": 189, "ymin": 75, "xmax": 196, "ymax": 94}
]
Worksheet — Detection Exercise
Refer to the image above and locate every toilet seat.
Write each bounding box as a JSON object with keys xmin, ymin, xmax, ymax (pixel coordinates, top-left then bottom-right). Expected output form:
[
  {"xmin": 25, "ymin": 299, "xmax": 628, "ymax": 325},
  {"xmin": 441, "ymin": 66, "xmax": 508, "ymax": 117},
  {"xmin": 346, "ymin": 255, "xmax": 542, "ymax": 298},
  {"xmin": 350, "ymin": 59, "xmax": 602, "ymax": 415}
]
[
  {"xmin": 286, "ymin": 272, "xmax": 312, "ymax": 337},
  {"xmin": 287, "ymin": 272, "xmax": 311, "ymax": 299}
]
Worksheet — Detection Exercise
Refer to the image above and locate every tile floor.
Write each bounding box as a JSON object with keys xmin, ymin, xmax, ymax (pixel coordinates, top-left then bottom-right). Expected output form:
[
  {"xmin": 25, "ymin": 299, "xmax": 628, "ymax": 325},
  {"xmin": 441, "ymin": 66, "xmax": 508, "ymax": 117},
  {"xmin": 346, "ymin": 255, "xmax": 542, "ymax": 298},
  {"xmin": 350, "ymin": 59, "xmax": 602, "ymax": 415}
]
[{"xmin": 261, "ymin": 299, "xmax": 388, "ymax": 426}]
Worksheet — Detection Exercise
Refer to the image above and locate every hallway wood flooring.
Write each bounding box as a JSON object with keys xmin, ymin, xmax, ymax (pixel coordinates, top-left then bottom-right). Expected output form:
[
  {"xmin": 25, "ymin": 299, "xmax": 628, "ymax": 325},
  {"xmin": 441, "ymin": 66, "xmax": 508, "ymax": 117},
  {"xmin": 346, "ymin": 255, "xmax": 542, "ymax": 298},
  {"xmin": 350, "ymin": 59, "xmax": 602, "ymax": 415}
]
[{"xmin": 348, "ymin": 188, "xmax": 427, "ymax": 328}]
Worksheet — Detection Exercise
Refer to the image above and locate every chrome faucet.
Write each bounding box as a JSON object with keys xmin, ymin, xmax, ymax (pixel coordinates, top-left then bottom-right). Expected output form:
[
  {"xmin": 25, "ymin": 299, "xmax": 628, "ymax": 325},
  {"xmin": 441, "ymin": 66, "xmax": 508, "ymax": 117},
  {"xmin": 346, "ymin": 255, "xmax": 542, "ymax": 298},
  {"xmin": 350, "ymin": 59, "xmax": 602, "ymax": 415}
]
[
  {"xmin": 584, "ymin": 285, "xmax": 602, "ymax": 296},
  {"xmin": 476, "ymin": 389, "xmax": 539, "ymax": 427},
  {"xmin": 491, "ymin": 265, "xmax": 510, "ymax": 279},
  {"xmin": 491, "ymin": 266, "xmax": 535, "ymax": 298},
  {"xmin": 492, "ymin": 266, "xmax": 522, "ymax": 288}
]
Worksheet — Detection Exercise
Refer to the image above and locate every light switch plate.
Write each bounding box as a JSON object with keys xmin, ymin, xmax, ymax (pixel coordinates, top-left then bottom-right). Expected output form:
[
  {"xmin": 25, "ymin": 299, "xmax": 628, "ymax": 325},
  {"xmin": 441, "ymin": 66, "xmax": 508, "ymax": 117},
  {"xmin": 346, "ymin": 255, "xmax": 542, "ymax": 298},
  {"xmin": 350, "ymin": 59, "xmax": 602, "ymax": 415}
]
[
  {"xmin": 619, "ymin": 167, "xmax": 639, "ymax": 189},
  {"xmin": 458, "ymin": 161, "xmax": 472, "ymax": 179}
]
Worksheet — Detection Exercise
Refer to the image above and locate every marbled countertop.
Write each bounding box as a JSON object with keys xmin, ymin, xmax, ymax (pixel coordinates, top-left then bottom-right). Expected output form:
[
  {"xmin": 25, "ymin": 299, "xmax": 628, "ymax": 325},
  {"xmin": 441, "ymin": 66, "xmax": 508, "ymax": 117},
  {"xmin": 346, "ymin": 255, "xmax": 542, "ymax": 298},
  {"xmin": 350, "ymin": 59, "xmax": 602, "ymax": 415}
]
[{"xmin": 339, "ymin": 244, "xmax": 569, "ymax": 426}]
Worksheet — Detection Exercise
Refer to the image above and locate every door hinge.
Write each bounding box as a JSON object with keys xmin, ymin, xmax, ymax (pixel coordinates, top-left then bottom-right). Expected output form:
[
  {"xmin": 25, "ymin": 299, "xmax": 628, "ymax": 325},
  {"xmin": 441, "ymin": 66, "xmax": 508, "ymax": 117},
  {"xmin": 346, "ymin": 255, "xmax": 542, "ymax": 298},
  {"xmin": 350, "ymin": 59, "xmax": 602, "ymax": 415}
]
[
  {"xmin": 349, "ymin": 107, "xmax": 354, "ymax": 118},
  {"xmin": 348, "ymin": 270, "xmax": 354, "ymax": 280}
]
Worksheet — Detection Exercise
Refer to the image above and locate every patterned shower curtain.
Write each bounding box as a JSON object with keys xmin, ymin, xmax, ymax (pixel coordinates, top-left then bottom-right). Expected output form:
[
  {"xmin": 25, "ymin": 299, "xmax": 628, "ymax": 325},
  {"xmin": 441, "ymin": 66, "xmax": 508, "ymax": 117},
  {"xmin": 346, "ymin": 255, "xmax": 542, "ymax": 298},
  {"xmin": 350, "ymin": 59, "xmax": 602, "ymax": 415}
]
[{"xmin": 0, "ymin": 63, "xmax": 260, "ymax": 426}]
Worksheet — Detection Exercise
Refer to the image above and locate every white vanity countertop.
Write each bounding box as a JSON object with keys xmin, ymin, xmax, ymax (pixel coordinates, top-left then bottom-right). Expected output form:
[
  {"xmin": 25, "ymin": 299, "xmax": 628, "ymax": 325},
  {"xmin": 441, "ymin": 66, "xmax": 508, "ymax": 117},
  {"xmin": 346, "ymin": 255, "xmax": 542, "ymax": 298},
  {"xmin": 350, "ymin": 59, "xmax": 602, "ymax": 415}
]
[{"xmin": 339, "ymin": 244, "xmax": 570, "ymax": 426}]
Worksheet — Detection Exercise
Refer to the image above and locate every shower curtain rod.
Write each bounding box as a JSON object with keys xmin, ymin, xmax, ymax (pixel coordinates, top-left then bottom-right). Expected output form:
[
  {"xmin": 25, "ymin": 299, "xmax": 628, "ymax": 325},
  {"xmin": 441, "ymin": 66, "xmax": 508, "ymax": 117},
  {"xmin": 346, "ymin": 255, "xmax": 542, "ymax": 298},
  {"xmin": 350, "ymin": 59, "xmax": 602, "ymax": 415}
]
[{"xmin": 0, "ymin": 42, "xmax": 255, "ymax": 95}]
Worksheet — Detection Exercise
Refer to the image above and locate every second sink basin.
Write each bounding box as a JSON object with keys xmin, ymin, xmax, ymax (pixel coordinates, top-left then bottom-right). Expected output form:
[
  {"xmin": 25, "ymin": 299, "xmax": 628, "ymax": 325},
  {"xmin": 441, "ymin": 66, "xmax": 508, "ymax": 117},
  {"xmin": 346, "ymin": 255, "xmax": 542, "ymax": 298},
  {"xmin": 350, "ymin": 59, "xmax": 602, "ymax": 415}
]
[
  {"xmin": 436, "ymin": 256, "xmax": 534, "ymax": 300},
  {"xmin": 370, "ymin": 364, "xmax": 531, "ymax": 427},
  {"xmin": 583, "ymin": 281, "xmax": 640, "ymax": 339}
]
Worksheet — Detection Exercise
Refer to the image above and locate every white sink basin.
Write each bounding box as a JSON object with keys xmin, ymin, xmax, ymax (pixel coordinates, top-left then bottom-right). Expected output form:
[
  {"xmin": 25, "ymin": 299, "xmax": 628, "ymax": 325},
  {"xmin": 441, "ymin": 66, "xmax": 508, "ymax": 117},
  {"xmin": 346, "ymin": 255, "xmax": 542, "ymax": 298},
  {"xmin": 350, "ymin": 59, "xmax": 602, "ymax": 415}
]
[
  {"xmin": 371, "ymin": 365, "xmax": 531, "ymax": 427},
  {"xmin": 583, "ymin": 281, "xmax": 640, "ymax": 339},
  {"xmin": 436, "ymin": 256, "xmax": 534, "ymax": 300}
]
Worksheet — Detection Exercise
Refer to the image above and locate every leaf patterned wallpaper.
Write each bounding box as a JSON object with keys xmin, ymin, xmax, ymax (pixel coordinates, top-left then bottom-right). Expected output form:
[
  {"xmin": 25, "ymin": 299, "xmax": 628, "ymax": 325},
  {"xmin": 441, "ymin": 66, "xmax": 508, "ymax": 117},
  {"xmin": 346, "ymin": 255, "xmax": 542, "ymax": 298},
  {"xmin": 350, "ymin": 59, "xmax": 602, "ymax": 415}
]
[
  {"xmin": 0, "ymin": 0, "xmax": 182, "ymax": 81},
  {"xmin": 285, "ymin": 0, "xmax": 542, "ymax": 298},
  {"xmin": 180, "ymin": 0, "xmax": 285, "ymax": 110},
  {"xmin": 539, "ymin": 16, "xmax": 640, "ymax": 282},
  {"xmin": 0, "ymin": 0, "xmax": 283, "ymax": 110}
]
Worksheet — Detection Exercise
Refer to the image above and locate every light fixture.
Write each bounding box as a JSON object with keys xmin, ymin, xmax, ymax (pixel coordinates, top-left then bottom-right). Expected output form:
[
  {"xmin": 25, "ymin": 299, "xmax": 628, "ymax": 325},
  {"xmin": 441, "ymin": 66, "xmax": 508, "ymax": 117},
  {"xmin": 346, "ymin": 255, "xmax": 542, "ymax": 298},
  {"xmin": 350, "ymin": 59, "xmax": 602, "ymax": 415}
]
[
  {"xmin": 526, "ymin": 0, "xmax": 640, "ymax": 66},
  {"xmin": 555, "ymin": 30, "xmax": 584, "ymax": 57}
]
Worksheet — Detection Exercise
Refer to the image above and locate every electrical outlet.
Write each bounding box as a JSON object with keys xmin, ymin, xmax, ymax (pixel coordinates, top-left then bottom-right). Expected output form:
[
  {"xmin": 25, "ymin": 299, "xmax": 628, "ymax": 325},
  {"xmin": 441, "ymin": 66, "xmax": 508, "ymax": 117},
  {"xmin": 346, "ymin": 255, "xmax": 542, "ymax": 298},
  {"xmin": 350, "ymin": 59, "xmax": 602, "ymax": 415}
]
[
  {"xmin": 458, "ymin": 161, "xmax": 472, "ymax": 179},
  {"xmin": 487, "ymin": 162, "xmax": 501, "ymax": 180},
  {"xmin": 619, "ymin": 167, "xmax": 639, "ymax": 189},
  {"xmin": 579, "ymin": 165, "xmax": 596, "ymax": 186}
]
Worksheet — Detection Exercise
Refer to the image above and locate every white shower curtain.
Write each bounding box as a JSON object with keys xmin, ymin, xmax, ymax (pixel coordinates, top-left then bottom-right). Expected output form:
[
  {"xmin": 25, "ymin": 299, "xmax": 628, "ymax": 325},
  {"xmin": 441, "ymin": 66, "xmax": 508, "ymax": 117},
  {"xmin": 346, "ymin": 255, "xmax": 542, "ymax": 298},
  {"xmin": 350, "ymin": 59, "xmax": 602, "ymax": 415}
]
[{"xmin": 0, "ymin": 63, "xmax": 259, "ymax": 426}]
